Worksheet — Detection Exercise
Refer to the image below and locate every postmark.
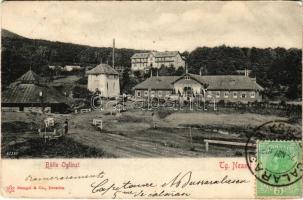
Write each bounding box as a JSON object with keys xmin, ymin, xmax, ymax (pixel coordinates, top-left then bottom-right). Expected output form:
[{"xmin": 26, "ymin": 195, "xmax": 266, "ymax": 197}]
[{"xmin": 245, "ymin": 120, "xmax": 302, "ymax": 197}]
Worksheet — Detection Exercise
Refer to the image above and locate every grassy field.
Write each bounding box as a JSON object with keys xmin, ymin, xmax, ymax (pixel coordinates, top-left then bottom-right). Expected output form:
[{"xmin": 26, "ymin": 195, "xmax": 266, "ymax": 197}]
[{"xmin": 1, "ymin": 109, "xmax": 294, "ymax": 158}]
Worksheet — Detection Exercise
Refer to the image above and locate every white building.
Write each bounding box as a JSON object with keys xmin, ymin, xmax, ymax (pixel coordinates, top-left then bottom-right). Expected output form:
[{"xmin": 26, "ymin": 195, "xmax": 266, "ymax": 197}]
[
  {"xmin": 64, "ymin": 65, "xmax": 81, "ymax": 72},
  {"xmin": 131, "ymin": 51, "xmax": 185, "ymax": 72},
  {"xmin": 86, "ymin": 64, "xmax": 120, "ymax": 97},
  {"xmin": 133, "ymin": 72, "xmax": 264, "ymax": 103}
]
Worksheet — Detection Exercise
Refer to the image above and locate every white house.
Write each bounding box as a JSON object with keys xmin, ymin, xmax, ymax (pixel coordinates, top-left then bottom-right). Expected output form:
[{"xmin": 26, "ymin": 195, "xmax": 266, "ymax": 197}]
[
  {"xmin": 131, "ymin": 51, "xmax": 185, "ymax": 72},
  {"xmin": 64, "ymin": 65, "xmax": 81, "ymax": 72},
  {"xmin": 86, "ymin": 64, "xmax": 120, "ymax": 97}
]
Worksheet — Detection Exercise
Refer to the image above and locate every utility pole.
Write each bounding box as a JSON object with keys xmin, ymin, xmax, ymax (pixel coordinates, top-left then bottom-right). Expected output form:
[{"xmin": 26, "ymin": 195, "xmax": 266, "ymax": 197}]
[{"xmin": 112, "ymin": 38, "xmax": 115, "ymax": 69}]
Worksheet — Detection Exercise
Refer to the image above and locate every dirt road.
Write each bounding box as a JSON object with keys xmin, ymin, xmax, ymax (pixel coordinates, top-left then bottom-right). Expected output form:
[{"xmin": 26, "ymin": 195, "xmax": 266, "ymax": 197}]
[{"xmin": 66, "ymin": 110, "xmax": 287, "ymax": 158}]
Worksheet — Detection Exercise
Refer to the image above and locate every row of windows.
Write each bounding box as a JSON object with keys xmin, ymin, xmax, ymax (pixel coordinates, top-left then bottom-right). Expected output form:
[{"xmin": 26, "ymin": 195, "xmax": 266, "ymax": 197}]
[
  {"xmin": 133, "ymin": 63, "xmax": 149, "ymax": 67},
  {"xmin": 136, "ymin": 90, "xmax": 256, "ymax": 99},
  {"xmin": 155, "ymin": 57, "xmax": 174, "ymax": 62},
  {"xmin": 136, "ymin": 90, "xmax": 171, "ymax": 97},
  {"xmin": 207, "ymin": 91, "xmax": 255, "ymax": 98},
  {"xmin": 132, "ymin": 58, "xmax": 148, "ymax": 62}
]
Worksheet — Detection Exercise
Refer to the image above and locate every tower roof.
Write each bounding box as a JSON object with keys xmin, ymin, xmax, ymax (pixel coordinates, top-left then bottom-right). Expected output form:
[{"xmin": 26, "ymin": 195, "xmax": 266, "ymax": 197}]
[{"xmin": 86, "ymin": 64, "xmax": 118, "ymax": 75}]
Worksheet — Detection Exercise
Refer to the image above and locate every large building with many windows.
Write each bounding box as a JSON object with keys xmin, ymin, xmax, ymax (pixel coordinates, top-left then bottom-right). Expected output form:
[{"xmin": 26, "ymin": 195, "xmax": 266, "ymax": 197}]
[
  {"xmin": 133, "ymin": 72, "xmax": 263, "ymax": 103},
  {"xmin": 131, "ymin": 51, "xmax": 185, "ymax": 72}
]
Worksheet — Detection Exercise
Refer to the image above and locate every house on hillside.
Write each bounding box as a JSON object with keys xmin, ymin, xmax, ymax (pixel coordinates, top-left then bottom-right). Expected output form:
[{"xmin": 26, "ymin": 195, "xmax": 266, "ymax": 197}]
[
  {"xmin": 236, "ymin": 69, "xmax": 252, "ymax": 76},
  {"xmin": 131, "ymin": 51, "xmax": 185, "ymax": 72},
  {"xmin": 133, "ymin": 72, "xmax": 264, "ymax": 103},
  {"xmin": 2, "ymin": 70, "xmax": 72, "ymax": 113},
  {"xmin": 86, "ymin": 64, "xmax": 120, "ymax": 97},
  {"xmin": 64, "ymin": 65, "xmax": 81, "ymax": 72}
]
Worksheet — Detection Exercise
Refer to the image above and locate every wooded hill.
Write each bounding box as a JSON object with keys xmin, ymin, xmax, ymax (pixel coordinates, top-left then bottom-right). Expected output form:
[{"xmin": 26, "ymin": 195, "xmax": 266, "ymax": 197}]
[{"xmin": 2, "ymin": 29, "xmax": 301, "ymax": 100}]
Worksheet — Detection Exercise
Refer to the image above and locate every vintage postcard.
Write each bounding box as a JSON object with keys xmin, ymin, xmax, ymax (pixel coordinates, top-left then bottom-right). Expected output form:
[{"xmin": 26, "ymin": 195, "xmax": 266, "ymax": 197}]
[{"xmin": 0, "ymin": 1, "xmax": 302, "ymax": 199}]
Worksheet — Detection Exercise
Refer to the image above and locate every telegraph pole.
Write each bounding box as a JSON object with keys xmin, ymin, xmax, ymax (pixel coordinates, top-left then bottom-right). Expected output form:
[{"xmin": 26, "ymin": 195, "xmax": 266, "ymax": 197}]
[{"xmin": 112, "ymin": 38, "xmax": 115, "ymax": 69}]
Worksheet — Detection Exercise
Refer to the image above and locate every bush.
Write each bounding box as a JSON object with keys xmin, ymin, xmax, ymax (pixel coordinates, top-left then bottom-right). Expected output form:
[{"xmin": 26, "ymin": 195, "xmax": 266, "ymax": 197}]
[
  {"xmin": 76, "ymin": 77, "xmax": 88, "ymax": 85},
  {"xmin": 157, "ymin": 110, "xmax": 174, "ymax": 119},
  {"xmin": 72, "ymin": 86, "xmax": 92, "ymax": 99}
]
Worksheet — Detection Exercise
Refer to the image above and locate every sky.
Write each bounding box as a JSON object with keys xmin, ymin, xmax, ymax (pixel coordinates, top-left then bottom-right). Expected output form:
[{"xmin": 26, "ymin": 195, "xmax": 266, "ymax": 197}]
[{"xmin": 1, "ymin": 1, "xmax": 302, "ymax": 51}]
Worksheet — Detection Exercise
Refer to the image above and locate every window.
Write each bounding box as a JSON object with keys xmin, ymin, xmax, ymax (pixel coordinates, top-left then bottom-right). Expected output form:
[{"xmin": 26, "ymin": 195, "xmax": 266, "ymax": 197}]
[
  {"xmin": 185, "ymin": 75, "xmax": 190, "ymax": 80},
  {"xmin": 144, "ymin": 91, "xmax": 148, "ymax": 96},
  {"xmin": 224, "ymin": 92, "xmax": 229, "ymax": 98},
  {"xmin": 207, "ymin": 91, "xmax": 212, "ymax": 98},
  {"xmin": 216, "ymin": 91, "xmax": 220, "ymax": 98},
  {"xmin": 158, "ymin": 91, "xmax": 162, "ymax": 96},
  {"xmin": 241, "ymin": 93, "xmax": 246, "ymax": 98},
  {"xmin": 250, "ymin": 92, "xmax": 255, "ymax": 98},
  {"xmin": 151, "ymin": 91, "xmax": 155, "ymax": 96},
  {"xmin": 233, "ymin": 92, "xmax": 238, "ymax": 98},
  {"xmin": 137, "ymin": 91, "xmax": 141, "ymax": 97}
]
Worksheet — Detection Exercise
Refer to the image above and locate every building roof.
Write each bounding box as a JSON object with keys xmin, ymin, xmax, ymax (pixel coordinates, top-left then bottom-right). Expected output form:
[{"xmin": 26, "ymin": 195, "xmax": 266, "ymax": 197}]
[
  {"xmin": 131, "ymin": 51, "xmax": 183, "ymax": 59},
  {"xmin": 2, "ymin": 70, "xmax": 71, "ymax": 105},
  {"xmin": 86, "ymin": 64, "xmax": 118, "ymax": 75},
  {"xmin": 16, "ymin": 70, "xmax": 45, "ymax": 84},
  {"xmin": 131, "ymin": 53, "xmax": 150, "ymax": 59},
  {"xmin": 191, "ymin": 74, "xmax": 264, "ymax": 91},
  {"xmin": 133, "ymin": 76, "xmax": 179, "ymax": 90},
  {"xmin": 154, "ymin": 51, "xmax": 180, "ymax": 58},
  {"xmin": 133, "ymin": 73, "xmax": 264, "ymax": 91},
  {"xmin": 2, "ymin": 84, "xmax": 71, "ymax": 104}
]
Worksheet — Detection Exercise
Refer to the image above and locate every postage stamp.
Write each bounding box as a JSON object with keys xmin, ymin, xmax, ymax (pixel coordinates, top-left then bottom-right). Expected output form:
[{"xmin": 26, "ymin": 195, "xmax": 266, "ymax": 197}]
[{"xmin": 256, "ymin": 141, "xmax": 302, "ymax": 197}]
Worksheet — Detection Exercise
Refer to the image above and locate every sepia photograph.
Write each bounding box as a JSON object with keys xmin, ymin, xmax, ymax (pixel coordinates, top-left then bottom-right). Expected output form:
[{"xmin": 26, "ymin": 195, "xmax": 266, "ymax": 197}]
[{"xmin": 1, "ymin": 1, "xmax": 302, "ymax": 159}]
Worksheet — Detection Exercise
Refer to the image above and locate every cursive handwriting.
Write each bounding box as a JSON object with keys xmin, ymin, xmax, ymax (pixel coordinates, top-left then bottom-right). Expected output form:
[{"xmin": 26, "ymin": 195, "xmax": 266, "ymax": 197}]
[
  {"xmin": 25, "ymin": 172, "xmax": 105, "ymax": 182},
  {"xmin": 162, "ymin": 171, "xmax": 249, "ymax": 188},
  {"xmin": 24, "ymin": 170, "xmax": 249, "ymax": 198},
  {"xmin": 90, "ymin": 171, "xmax": 249, "ymax": 198}
]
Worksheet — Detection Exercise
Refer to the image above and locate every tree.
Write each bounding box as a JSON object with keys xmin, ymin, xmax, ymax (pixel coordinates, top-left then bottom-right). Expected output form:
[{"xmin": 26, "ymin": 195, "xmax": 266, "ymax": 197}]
[
  {"xmin": 72, "ymin": 86, "xmax": 92, "ymax": 99},
  {"xmin": 121, "ymin": 69, "xmax": 131, "ymax": 93}
]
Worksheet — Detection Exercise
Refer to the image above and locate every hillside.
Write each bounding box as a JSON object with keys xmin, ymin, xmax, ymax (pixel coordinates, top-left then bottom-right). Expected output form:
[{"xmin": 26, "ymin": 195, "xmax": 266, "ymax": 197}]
[
  {"xmin": 1, "ymin": 29, "xmax": 143, "ymax": 87},
  {"xmin": 1, "ymin": 29, "xmax": 26, "ymax": 40},
  {"xmin": 1, "ymin": 29, "xmax": 302, "ymax": 99}
]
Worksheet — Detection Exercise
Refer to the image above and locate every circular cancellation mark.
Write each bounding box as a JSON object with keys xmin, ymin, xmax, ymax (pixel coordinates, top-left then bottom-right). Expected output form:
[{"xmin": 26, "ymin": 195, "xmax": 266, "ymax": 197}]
[{"xmin": 244, "ymin": 120, "xmax": 302, "ymax": 187}]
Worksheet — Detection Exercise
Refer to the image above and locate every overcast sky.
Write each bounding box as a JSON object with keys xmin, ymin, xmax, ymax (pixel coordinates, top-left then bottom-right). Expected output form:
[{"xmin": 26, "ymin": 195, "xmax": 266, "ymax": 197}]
[{"xmin": 2, "ymin": 1, "xmax": 302, "ymax": 51}]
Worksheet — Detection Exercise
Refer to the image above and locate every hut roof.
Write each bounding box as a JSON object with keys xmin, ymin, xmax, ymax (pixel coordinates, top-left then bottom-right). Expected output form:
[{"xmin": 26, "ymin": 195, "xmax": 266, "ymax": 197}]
[
  {"xmin": 2, "ymin": 84, "xmax": 72, "ymax": 104},
  {"xmin": 86, "ymin": 64, "xmax": 118, "ymax": 75},
  {"xmin": 16, "ymin": 70, "xmax": 46, "ymax": 84},
  {"xmin": 2, "ymin": 70, "xmax": 71, "ymax": 105}
]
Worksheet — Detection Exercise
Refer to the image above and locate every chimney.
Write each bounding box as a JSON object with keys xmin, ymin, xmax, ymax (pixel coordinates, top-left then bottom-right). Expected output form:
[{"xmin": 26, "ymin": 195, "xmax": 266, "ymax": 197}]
[
  {"xmin": 112, "ymin": 38, "xmax": 115, "ymax": 69},
  {"xmin": 199, "ymin": 68, "xmax": 202, "ymax": 76},
  {"xmin": 150, "ymin": 70, "xmax": 153, "ymax": 78},
  {"xmin": 185, "ymin": 62, "xmax": 188, "ymax": 74}
]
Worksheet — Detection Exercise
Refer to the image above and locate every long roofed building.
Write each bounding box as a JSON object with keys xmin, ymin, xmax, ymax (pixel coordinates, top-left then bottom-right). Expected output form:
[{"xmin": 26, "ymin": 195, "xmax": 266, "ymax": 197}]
[
  {"xmin": 2, "ymin": 70, "xmax": 72, "ymax": 113},
  {"xmin": 133, "ymin": 72, "xmax": 264, "ymax": 103}
]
